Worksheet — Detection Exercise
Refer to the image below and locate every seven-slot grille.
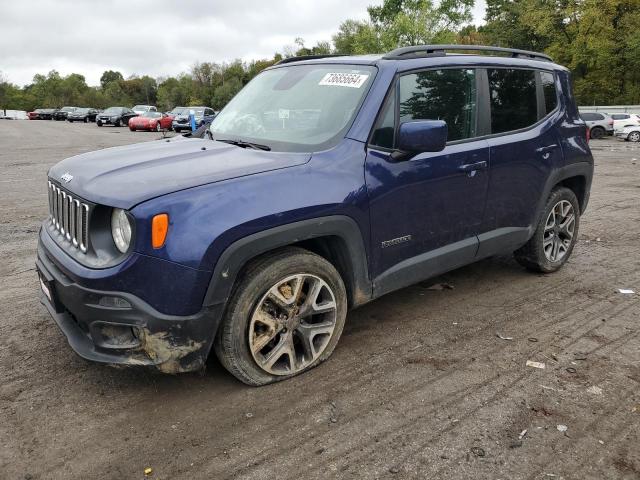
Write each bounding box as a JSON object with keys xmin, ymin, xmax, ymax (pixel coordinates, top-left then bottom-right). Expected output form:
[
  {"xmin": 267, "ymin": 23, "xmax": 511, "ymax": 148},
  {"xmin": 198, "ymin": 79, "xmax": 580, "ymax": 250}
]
[{"xmin": 48, "ymin": 180, "xmax": 89, "ymax": 253}]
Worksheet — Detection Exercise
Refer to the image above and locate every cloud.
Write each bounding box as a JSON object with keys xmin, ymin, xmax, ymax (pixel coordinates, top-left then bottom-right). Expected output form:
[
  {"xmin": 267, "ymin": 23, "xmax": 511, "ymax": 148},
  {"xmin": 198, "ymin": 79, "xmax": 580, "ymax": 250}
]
[{"xmin": 1, "ymin": 0, "xmax": 485, "ymax": 86}]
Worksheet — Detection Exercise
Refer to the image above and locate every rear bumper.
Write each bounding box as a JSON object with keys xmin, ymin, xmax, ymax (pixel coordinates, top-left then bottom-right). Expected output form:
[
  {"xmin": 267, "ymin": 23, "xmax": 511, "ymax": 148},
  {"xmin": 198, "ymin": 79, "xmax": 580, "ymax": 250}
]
[{"xmin": 36, "ymin": 239, "xmax": 223, "ymax": 373}]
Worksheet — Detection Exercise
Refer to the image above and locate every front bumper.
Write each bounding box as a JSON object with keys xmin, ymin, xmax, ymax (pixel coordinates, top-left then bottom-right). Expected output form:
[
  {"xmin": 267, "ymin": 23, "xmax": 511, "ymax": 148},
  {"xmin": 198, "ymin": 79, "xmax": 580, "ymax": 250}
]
[{"xmin": 36, "ymin": 240, "xmax": 223, "ymax": 373}]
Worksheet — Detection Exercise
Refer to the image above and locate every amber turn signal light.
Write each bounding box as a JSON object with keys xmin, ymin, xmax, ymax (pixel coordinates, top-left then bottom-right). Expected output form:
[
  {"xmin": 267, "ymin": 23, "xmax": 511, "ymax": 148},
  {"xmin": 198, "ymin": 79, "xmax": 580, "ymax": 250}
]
[{"xmin": 151, "ymin": 213, "xmax": 169, "ymax": 249}]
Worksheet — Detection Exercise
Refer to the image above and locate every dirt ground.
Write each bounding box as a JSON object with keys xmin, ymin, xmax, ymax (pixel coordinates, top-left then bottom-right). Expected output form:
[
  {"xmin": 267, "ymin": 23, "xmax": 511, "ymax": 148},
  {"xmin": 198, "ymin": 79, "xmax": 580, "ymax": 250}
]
[{"xmin": 0, "ymin": 120, "xmax": 639, "ymax": 480}]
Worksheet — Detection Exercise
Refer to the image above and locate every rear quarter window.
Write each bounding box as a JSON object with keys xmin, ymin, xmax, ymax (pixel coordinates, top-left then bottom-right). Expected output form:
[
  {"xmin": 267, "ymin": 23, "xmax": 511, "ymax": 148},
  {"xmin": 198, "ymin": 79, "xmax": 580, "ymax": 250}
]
[{"xmin": 488, "ymin": 69, "xmax": 537, "ymax": 134}]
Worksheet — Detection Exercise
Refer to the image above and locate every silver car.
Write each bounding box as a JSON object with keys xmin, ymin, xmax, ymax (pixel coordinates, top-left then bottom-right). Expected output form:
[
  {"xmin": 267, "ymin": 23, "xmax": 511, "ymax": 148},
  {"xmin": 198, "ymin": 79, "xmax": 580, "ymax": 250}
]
[{"xmin": 580, "ymin": 112, "xmax": 613, "ymax": 139}]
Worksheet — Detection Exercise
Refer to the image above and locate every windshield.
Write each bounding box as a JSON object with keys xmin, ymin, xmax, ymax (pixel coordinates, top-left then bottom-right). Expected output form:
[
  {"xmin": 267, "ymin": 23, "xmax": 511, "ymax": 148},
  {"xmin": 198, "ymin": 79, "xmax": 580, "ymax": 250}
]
[
  {"xmin": 133, "ymin": 105, "xmax": 149, "ymax": 111},
  {"xmin": 74, "ymin": 108, "xmax": 89, "ymax": 114},
  {"xmin": 170, "ymin": 107, "xmax": 186, "ymax": 115},
  {"xmin": 142, "ymin": 111, "xmax": 161, "ymax": 118},
  {"xmin": 62, "ymin": 106, "xmax": 75, "ymax": 112},
  {"xmin": 103, "ymin": 107, "xmax": 122, "ymax": 114},
  {"xmin": 209, "ymin": 64, "xmax": 375, "ymax": 152}
]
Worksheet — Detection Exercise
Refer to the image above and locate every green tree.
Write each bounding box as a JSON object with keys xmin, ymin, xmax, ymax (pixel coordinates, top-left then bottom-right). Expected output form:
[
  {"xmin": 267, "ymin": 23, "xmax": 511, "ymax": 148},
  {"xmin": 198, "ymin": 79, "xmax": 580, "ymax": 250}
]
[{"xmin": 100, "ymin": 70, "xmax": 124, "ymax": 89}]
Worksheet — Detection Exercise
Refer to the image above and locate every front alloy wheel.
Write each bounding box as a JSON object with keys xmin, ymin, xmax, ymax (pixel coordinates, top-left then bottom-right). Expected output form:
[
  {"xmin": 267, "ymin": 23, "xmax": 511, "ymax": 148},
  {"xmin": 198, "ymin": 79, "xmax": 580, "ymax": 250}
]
[
  {"xmin": 214, "ymin": 247, "xmax": 347, "ymax": 386},
  {"xmin": 249, "ymin": 274, "xmax": 337, "ymax": 375},
  {"xmin": 628, "ymin": 131, "xmax": 640, "ymax": 142}
]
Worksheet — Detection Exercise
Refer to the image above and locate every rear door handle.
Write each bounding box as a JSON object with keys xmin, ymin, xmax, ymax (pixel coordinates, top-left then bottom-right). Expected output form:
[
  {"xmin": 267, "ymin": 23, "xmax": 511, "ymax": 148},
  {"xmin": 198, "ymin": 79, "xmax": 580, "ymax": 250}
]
[
  {"xmin": 458, "ymin": 161, "xmax": 488, "ymax": 175},
  {"xmin": 535, "ymin": 144, "xmax": 559, "ymax": 154}
]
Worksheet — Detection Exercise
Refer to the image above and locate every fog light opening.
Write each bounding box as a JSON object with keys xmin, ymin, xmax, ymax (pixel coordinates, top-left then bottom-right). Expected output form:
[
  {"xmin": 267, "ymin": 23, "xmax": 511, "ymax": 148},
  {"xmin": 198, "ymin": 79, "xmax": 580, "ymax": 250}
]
[{"xmin": 98, "ymin": 296, "xmax": 132, "ymax": 309}]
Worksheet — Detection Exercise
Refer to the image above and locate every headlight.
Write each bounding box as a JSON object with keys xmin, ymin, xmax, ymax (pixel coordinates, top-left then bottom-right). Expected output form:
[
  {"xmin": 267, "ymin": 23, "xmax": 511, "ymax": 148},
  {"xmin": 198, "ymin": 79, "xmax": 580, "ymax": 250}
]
[{"xmin": 111, "ymin": 208, "xmax": 132, "ymax": 253}]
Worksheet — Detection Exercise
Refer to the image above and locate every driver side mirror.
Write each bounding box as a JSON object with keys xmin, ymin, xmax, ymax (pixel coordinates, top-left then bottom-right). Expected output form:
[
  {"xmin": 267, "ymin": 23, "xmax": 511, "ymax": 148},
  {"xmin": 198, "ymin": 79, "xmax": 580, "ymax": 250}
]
[{"xmin": 392, "ymin": 120, "xmax": 448, "ymax": 161}]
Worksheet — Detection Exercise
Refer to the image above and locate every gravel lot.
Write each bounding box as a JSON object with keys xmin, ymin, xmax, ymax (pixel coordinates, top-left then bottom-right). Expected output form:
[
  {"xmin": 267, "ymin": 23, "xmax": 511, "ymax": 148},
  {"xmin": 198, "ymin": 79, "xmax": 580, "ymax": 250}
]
[{"xmin": 1, "ymin": 120, "xmax": 639, "ymax": 480}]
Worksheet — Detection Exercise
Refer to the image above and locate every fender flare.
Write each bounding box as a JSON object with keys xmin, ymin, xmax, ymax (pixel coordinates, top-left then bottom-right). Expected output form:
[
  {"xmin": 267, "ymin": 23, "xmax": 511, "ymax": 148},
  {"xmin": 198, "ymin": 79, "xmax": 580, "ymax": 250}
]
[
  {"xmin": 532, "ymin": 161, "xmax": 593, "ymax": 227},
  {"xmin": 202, "ymin": 215, "xmax": 372, "ymax": 309}
]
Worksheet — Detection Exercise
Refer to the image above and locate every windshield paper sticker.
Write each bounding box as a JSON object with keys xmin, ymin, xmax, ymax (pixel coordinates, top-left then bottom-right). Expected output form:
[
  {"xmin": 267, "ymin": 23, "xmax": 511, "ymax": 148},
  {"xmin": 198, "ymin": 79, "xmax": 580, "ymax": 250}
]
[{"xmin": 319, "ymin": 73, "xmax": 369, "ymax": 88}]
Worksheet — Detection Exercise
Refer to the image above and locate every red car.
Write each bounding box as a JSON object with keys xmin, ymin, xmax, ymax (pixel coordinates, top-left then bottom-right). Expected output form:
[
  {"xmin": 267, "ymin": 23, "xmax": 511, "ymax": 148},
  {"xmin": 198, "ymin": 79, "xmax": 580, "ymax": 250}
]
[{"xmin": 128, "ymin": 111, "xmax": 173, "ymax": 131}]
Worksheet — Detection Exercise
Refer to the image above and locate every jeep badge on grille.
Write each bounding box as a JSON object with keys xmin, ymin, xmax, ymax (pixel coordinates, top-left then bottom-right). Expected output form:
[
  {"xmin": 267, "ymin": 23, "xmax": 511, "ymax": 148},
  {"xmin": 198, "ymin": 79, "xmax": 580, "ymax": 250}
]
[{"xmin": 60, "ymin": 172, "xmax": 73, "ymax": 183}]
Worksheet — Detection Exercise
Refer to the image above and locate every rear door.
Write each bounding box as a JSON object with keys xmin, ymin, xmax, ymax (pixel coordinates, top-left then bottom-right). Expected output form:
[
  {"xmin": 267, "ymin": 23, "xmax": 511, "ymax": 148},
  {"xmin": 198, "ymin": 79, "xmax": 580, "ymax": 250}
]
[
  {"xmin": 366, "ymin": 68, "xmax": 490, "ymax": 295},
  {"xmin": 478, "ymin": 68, "xmax": 562, "ymax": 257}
]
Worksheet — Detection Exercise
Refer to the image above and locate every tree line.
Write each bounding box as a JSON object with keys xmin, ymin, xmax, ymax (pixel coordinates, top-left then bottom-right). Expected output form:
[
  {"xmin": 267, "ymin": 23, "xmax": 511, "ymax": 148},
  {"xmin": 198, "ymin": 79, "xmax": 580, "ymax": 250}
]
[{"xmin": 1, "ymin": 0, "xmax": 638, "ymax": 112}]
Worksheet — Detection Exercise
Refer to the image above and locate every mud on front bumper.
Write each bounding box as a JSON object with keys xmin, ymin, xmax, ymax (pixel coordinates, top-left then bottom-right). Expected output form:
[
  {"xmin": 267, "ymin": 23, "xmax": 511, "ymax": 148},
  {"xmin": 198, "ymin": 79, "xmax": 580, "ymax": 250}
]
[{"xmin": 36, "ymin": 242, "xmax": 223, "ymax": 373}]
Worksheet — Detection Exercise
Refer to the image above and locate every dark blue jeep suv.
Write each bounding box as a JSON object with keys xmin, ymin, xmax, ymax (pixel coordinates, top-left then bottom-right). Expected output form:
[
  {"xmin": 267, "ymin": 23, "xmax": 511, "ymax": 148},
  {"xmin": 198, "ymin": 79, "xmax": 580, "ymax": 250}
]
[{"xmin": 37, "ymin": 45, "xmax": 593, "ymax": 385}]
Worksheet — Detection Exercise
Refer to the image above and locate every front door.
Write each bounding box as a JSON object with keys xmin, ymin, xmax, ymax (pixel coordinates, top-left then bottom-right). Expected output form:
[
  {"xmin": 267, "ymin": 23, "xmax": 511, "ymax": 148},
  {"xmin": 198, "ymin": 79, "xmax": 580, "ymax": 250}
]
[{"xmin": 366, "ymin": 68, "xmax": 490, "ymax": 296}]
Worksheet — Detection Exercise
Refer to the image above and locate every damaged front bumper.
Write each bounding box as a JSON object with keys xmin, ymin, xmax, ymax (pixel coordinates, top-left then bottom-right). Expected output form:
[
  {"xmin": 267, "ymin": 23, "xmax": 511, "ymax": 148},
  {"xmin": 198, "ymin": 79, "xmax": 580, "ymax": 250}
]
[{"xmin": 36, "ymin": 242, "xmax": 223, "ymax": 373}]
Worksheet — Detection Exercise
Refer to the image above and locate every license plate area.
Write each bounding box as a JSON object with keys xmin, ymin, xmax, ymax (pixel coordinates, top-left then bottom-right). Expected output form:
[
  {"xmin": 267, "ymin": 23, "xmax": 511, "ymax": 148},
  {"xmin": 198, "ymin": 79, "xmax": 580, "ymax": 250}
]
[{"xmin": 37, "ymin": 268, "xmax": 64, "ymax": 313}]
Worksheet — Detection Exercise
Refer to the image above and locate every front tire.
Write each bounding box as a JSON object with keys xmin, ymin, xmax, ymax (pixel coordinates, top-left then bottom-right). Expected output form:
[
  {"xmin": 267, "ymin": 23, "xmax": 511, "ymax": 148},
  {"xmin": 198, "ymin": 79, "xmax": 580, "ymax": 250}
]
[
  {"xmin": 514, "ymin": 187, "xmax": 580, "ymax": 273},
  {"xmin": 155, "ymin": 122, "xmax": 161, "ymax": 132},
  {"xmin": 115, "ymin": 118, "xmax": 122, "ymax": 127},
  {"xmin": 214, "ymin": 247, "xmax": 347, "ymax": 386},
  {"xmin": 97, "ymin": 121, "xmax": 103, "ymax": 127}
]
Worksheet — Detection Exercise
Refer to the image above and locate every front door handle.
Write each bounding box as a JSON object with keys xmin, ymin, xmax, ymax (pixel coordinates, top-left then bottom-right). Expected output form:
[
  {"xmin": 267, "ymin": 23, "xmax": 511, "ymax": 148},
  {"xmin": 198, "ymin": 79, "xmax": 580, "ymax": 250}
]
[{"xmin": 458, "ymin": 161, "xmax": 488, "ymax": 177}]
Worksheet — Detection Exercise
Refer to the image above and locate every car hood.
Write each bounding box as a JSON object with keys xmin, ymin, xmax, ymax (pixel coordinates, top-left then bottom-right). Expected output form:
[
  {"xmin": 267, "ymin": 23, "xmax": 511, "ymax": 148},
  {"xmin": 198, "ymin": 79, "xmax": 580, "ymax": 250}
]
[{"xmin": 48, "ymin": 138, "xmax": 311, "ymax": 209}]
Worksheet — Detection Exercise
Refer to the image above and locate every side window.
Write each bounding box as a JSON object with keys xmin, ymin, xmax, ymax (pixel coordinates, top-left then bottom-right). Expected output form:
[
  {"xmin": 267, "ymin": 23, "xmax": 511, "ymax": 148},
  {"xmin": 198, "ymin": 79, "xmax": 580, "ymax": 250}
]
[
  {"xmin": 370, "ymin": 86, "xmax": 396, "ymax": 149},
  {"xmin": 488, "ymin": 69, "xmax": 537, "ymax": 134},
  {"xmin": 611, "ymin": 114, "xmax": 629, "ymax": 120},
  {"xmin": 540, "ymin": 71, "xmax": 558, "ymax": 114},
  {"xmin": 399, "ymin": 69, "xmax": 477, "ymax": 141}
]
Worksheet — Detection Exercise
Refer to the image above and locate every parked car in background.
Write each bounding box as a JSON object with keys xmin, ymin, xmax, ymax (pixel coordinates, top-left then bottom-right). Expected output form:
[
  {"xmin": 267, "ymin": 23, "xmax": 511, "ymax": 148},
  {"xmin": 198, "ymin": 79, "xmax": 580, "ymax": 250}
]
[
  {"xmin": 67, "ymin": 108, "xmax": 98, "ymax": 123},
  {"xmin": 168, "ymin": 106, "xmax": 187, "ymax": 117},
  {"xmin": 611, "ymin": 113, "xmax": 640, "ymax": 134},
  {"xmin": 96, "ymin": 107, "xmax": 137, "ymax": 127},
  {"xmin": 38, "ymin": 45, "xmax": 593, "ymax": 384},
  {"xmin": 171, "ymin": 107, "xmax": 216, "ymax": 132},
  {"xmin": 615, "ymin": 125, "xmax": 640, "ymax": 142},
  {"xmin": 580, "ymin": 112, "xmax": 613, "ymax": 139},
  {"xmin": 132, "ymin": 105, "xmax": 157, "ymax": 115},
  {"xmin": 128, "ymin": 111, "xmax": 173, "ymax": 131},
  {"xmin": 52, "ymin": 106, "xmax": 78, "ymax": 121},
  {"xmin": 28, "ymin": 108, "xmax": 56, "ymax": 120}
]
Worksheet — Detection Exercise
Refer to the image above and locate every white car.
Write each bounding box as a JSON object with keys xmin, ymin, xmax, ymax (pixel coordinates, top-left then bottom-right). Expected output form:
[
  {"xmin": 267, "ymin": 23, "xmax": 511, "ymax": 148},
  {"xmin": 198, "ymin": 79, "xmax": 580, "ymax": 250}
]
[
  {"xmin": 611, "ymin": 113, "xmax": 640, "ymax": 134},
  {"xmin": 615, "ymin": 125, "xmax": 640, "ymax": 142},
  {"xmin": 132, "ymin": 105, "xmax": 157, "ymax": 115}
]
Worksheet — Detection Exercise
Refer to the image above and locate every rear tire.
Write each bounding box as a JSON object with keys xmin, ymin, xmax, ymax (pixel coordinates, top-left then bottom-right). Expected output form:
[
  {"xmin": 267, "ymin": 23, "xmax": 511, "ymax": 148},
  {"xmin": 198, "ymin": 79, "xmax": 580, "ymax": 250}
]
[
  {"xmin": 590, "ymin": 126, "xmax": 605, "ymax": 139},
  {"xmin": 514, "ymin": 187, "xmax": 580, "ymax": 273},
  {"xmin": 214, "ymin": 247, "xmax": 347, "ymax": 386}
]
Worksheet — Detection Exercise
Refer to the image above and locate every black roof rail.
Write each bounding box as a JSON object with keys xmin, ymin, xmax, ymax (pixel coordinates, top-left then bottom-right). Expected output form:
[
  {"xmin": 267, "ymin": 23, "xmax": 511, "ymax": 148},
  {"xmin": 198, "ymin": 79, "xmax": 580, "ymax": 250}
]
[
  {"xmin": 275, "ymin": 54, "xmax": 349, "ymax": 65},
  {"xmin": 382, "ymin": 45, "xmax": 552, "ymax": 62}
]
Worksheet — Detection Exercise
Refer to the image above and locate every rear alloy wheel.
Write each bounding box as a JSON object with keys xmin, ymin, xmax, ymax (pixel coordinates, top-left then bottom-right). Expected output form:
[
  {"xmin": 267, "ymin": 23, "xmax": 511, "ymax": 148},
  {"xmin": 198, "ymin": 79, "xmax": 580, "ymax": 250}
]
[
  {"xmin": 590, "ymin": 126, "xmax": 605, "ymax": 139},
  {"xmin": 515, "ymin": 187, "xmax": 580, "ymax": 273},
  {"xmin": 628, "ymin": 131, "xmax": 640, "ymax": 142},
  {"xmin": 214, "ymin": 247, "xmax": 347, "ymax": 386}
]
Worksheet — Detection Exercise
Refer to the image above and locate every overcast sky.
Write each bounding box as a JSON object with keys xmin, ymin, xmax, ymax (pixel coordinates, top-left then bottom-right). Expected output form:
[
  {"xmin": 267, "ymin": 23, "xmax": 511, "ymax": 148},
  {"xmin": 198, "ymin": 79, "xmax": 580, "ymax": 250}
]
[{"xmin": 1, "ymin": 0, "xmax": 486, "ymax": 86}]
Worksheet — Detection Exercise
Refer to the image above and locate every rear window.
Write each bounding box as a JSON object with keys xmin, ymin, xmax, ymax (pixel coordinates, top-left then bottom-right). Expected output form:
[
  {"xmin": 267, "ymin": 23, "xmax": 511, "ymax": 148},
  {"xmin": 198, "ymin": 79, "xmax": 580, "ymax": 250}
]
[
  {"xmin": 611, "ymin": 114, "xmax": 630, "ymax": 120},
  {"xmin": 581, "ymin": 113, "xmax": 604, "ymax": 121},
  {"xmin": 488, "ymin": 69, "xmax": 537, "ymax": 134}
]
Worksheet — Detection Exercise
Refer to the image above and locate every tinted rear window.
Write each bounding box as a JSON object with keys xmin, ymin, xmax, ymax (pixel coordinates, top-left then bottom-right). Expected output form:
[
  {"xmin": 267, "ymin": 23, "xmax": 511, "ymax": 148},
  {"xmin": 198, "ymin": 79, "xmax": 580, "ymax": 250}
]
[
  {"xmin": 611, "ymin": 114, "xmax": 630, "ymax": 120},
  {"xmin": 488, "ymin": 69, "xmax": 537, "ymax": 134},
  {"xmin": 581, "ymin": 113, "xmax": 603, "ymax": 121}
]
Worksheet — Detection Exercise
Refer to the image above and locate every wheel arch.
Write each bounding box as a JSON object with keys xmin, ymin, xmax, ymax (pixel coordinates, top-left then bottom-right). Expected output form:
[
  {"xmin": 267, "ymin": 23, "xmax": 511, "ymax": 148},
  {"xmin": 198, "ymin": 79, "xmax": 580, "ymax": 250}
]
[
  {"xmin": 532, "ymin": 162, "xmax": 593, "ymax": 230},
  {"xmin": 202, "ymin": 216, "xmax": 372, "ymax": 312}
]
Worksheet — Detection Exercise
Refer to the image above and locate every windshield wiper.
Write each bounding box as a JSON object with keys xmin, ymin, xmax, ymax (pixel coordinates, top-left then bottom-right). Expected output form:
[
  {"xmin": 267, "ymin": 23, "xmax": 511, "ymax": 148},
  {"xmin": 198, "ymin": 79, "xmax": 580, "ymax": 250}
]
[{"xmin": 216, "ymin": 139, "xmax": 271, "ymax": 151}]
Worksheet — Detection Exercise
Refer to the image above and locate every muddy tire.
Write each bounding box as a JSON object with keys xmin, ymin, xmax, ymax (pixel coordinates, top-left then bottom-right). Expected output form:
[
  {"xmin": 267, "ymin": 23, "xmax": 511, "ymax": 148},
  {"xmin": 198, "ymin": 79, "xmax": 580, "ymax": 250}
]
[
  {"xmin": 515, "ymin": 187, "xmax": 580, "ymax": 273},
  {"xmin": 214, "ymin": 247, "xmax": 347, "ymax": 386}
]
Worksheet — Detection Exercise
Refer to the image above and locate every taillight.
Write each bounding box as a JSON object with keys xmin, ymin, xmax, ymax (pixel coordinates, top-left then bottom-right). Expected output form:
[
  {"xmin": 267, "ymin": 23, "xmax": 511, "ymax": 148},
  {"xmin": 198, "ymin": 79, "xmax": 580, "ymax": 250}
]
[
  {"xmin": 608, "ymin": 120, "xmax": 613, "ymax": 125},
  {"xmin": 586, "ymin": 127, "xmax": 590, "ymax": 143}
]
